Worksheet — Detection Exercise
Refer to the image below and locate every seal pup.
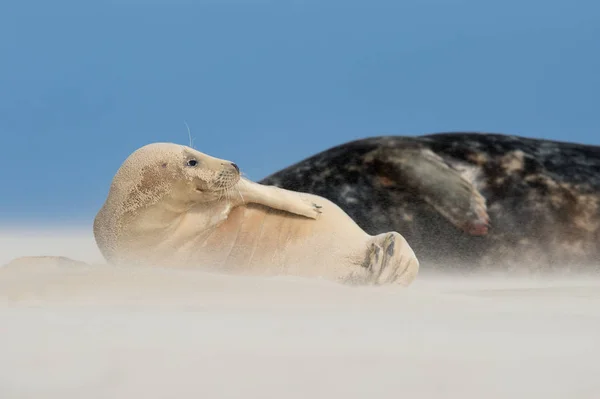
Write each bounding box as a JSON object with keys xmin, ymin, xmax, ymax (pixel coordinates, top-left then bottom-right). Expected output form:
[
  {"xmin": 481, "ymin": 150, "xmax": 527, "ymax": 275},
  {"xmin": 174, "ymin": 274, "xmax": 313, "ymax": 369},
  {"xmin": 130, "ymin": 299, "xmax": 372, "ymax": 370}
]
[
  {"xmin": 93, "ymin": 143, "xmax": 419, "ymax": 286},
  {"xmin": 260, "ymin": 132, "xmax": 600, "ymax": 274}
]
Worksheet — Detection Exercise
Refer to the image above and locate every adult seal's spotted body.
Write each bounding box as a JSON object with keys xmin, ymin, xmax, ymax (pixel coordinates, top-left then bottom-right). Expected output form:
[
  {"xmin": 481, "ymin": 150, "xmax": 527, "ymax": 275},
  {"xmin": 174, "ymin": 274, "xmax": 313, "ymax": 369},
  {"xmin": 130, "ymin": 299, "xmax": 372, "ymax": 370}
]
[
  {"xmin": 260, "ymin": 133, "xmax": 600, "ymax": 274},
  {"xmin": 93, "ymin": 143, "xmax": 419, "ymax": 286}
]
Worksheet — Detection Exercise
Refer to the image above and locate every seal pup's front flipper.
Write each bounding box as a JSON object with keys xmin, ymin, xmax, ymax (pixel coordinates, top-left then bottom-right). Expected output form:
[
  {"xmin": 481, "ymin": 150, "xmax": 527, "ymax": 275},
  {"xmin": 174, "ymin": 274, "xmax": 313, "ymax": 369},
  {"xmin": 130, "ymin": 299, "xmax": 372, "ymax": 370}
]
[
  {"xmin": 235, "ymin": 178, "xmax": 322, "ymax": 219},
  {"xmin": 365, "ymin": 147, "xmax": 489, "ymax": 235}
]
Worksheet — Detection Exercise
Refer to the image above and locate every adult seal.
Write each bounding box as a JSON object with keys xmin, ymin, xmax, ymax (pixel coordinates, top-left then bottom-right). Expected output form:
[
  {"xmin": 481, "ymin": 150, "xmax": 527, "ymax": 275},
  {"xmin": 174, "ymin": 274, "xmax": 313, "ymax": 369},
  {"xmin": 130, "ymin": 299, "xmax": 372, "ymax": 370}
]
[
  {"xmin": 93, "ymin": 143, "xmax": 419, "ymax": 286},
  {"xmin": 260, "ymin": 132, "xmax": 600, "ymax": 274}
]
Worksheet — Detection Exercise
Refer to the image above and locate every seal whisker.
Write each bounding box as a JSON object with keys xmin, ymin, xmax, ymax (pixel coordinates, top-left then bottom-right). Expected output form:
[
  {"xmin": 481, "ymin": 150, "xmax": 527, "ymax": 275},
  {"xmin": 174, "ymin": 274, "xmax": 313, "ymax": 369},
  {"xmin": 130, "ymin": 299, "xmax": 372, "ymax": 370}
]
[
  {"xmin": 184, "ymin": 121, "xmax": 195, "ymax": 149},
  {"xmin": 236, "ymin": 187, "xmax": 245, "ymax": 203}
]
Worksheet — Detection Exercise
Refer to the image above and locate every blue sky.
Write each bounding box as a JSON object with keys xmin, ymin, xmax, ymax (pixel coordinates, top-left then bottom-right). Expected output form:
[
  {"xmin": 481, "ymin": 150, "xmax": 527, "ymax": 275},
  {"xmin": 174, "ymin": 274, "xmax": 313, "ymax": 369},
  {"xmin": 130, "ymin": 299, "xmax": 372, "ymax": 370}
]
[{"xmin": 0, "ymin": 0, "xmax": 599, "ymax": 225}]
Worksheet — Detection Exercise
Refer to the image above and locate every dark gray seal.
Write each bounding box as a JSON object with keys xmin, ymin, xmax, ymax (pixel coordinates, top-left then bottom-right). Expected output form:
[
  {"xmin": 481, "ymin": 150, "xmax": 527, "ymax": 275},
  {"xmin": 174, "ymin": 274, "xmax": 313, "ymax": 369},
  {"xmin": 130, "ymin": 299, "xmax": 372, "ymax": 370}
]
[{"xmin": 260, "ymin": 132, "xmax": 600, "ymax": 274}]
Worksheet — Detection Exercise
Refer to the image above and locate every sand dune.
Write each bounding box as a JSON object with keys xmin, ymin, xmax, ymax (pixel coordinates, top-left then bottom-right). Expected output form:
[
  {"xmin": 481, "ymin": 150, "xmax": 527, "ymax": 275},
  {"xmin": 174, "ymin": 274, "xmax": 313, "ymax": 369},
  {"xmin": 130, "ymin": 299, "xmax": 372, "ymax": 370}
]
[{"xmin": 1, "ymin": 229, "xmax": 599, "ymax": 399}]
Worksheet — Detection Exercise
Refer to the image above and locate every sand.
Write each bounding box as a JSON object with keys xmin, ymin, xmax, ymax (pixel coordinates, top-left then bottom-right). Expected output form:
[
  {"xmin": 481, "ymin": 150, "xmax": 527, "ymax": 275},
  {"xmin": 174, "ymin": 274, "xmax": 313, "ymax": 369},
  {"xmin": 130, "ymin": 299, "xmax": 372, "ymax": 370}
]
[{"xmin": 1, "ymin": 228, "xmax": 599, "ymax": 399}]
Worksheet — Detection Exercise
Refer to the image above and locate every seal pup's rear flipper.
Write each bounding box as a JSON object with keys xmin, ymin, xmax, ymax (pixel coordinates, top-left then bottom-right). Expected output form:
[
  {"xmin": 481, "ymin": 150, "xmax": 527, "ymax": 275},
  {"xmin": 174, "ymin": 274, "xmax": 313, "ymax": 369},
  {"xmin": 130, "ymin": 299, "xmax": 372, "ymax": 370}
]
[{"xmin": 364, "ymin": 147, "xmax": 489, "ymax": 236}]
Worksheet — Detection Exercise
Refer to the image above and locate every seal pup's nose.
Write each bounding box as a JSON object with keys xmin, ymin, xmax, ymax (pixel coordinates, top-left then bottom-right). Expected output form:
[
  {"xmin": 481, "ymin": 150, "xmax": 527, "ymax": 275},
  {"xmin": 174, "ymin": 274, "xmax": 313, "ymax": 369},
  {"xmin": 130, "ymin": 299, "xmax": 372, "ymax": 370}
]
[{"xmin": 231, "ymin": 163, "xmax": 239, "ymax": 173}]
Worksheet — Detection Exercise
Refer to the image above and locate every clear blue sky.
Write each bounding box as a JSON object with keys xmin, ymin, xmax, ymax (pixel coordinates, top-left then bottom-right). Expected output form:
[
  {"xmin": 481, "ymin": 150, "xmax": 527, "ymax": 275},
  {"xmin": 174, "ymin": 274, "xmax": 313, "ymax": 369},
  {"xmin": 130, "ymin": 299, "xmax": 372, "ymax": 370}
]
[{"xmin": 1, "ymin": 0, "xmax": 599, "ymax": 225}]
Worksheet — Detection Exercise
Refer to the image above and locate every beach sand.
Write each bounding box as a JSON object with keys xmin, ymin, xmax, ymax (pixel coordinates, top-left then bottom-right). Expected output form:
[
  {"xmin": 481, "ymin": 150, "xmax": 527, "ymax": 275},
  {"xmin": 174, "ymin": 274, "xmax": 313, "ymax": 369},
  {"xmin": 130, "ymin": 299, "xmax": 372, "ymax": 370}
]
[{"xmin": 1, "ymin": 228, "xmax": 599, "ymax": 399}]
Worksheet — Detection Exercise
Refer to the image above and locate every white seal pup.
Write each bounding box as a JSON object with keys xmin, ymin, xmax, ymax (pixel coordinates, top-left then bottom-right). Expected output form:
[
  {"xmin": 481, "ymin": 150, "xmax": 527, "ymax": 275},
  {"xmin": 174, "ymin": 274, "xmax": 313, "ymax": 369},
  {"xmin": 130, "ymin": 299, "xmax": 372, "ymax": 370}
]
[{"xmin": 93, "ymin": 143, "xmax": 419, "ymax": 286}]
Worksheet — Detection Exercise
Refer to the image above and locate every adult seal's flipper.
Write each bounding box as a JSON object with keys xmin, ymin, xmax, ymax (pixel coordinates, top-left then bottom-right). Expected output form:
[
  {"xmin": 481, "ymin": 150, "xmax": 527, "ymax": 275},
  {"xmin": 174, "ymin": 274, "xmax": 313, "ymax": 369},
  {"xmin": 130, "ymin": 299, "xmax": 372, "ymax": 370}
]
[{"xmin": 364, "ymin": 147, "xmax": 490, "ymax": 236}]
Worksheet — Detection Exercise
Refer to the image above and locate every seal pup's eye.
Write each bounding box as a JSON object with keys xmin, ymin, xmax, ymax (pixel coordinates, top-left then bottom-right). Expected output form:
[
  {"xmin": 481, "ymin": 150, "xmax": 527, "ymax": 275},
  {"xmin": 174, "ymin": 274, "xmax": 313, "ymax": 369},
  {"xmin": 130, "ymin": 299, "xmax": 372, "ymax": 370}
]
[{"xmin": 187, "ymin": 159, "xmax": 198, "ymax": 167}]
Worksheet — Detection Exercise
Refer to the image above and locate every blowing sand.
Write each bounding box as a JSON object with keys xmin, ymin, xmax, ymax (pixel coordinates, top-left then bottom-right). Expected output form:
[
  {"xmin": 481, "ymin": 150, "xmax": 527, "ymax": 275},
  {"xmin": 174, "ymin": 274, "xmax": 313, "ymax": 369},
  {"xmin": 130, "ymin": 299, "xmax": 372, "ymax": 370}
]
[{"xmin": 1, "ymin": 228, "xmax": 599, "ymax": 399}]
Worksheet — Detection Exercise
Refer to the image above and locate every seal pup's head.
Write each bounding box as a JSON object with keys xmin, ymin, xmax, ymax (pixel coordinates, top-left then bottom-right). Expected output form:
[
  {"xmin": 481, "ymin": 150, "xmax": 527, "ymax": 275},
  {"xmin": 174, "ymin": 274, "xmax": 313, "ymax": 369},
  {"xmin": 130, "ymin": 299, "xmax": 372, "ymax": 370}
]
[
  {"xmin": 94, "ymin": 142, "xmax": 241, "ymax": 262},
  {"xmin": 114, "ymin": 142, "xmax": 240, "ymax": 207}
]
